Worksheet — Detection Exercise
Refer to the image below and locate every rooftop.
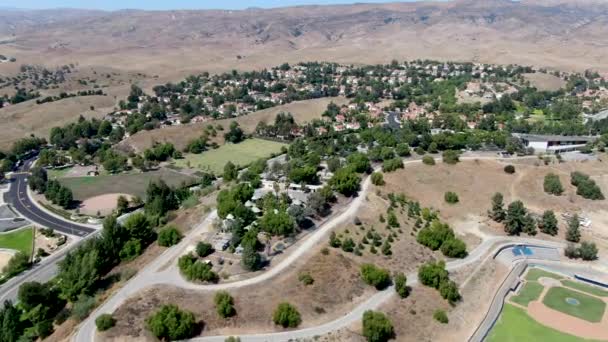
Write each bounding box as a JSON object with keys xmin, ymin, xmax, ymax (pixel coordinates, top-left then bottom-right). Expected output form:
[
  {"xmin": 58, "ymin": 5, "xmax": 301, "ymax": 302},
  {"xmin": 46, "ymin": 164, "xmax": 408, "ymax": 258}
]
[{"xmin": 513, "ymin": 133, "xmax": 599, "ymax": 143}]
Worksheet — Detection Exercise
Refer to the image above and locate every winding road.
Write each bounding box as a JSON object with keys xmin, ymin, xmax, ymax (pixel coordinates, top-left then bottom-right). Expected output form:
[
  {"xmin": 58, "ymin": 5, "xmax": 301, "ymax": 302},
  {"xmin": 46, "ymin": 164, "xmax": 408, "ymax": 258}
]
[
  {"xmin": 0, "ymin": 159, "xmax": 100, "ymax": 303},
  {"xmin": 72, "ymin": 154, "xmax": 602, "ymax": 342}
]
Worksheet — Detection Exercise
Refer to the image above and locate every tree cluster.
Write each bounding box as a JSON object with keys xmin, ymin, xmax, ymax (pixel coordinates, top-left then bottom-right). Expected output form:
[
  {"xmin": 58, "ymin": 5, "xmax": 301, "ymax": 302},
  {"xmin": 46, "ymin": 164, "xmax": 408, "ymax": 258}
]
[{"xmin": 418, "ymin": 260, "xmax": 460, "ymax": 304}]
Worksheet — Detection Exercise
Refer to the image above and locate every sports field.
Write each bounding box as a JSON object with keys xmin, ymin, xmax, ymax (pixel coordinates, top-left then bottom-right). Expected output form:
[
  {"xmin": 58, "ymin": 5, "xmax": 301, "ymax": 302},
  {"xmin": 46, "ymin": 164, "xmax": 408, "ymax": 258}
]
[
  {"xmin": 487, "ymin": 304, "xmax": 592, "ymax": 342},
  {"xmin": 510, "ymin": 281, "xmax": 544, "ymax": 307},
  {"xmin": 562, "ymin": 280, "xmax": 608, "ymax": 298},
  {"xmin": 173, "ymin": 138, "xmax": 286, "ymax": 175},
  {"xmin": 0, "ymin": 227, "xmax": 34, "ymax": 256},
  {"xmin": 542, "ymin": 287, "xmax": 606, "ymax": 323},
  {"xmin": 525, "ymin": 268, "xmax": 563, "ymax": 281},
  {"xmin": 59, "ymin": 168, "xmax": 198, "ymax": 200}
]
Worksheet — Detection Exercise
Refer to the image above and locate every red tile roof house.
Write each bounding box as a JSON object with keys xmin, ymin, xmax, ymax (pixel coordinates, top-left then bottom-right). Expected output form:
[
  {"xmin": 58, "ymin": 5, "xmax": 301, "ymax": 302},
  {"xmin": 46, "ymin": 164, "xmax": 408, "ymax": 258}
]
[{"xmin": 335, "ymin": 114, "xmax": 346, "ymax": 123}]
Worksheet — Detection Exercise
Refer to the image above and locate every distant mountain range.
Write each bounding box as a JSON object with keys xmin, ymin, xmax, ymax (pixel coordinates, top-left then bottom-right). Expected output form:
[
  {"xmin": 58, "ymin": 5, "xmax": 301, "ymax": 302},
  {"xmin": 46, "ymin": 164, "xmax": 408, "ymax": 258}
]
[{"xmin": 2, "ymin": 0, "xmax": 608, "ymax": 73}]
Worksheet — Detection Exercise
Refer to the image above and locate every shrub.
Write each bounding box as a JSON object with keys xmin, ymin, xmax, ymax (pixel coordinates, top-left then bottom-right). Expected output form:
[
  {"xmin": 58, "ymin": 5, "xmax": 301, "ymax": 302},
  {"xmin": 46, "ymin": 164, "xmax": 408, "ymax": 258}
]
[
  {"xmin": 95, "ymin": 314, "xmax": 116, "ymax": 331},
  {"xmin": 72, "ymin": 294, "xmax": 96, "ymax": 321},
  {"xmin": 157, "ymin": 226, "xmax": 182, "ymax": 247},
  {"xmin": 394, "ymin": 273, "xmax": 409, "ymax": 298},
  {"xmin": 225, "ymin": 337, "xmax": 241, "ymax": 342},
  {"xmin": 422, "ymin": 155, "xmax": 435, "ymax": 165},
  {"xmin": 178, "ymin": 253, "xmax": 219, "ymax": 283},
  {"xmin": 272, "ymin": 302, "xmax": 301, "ymax": 328},
  {"xmin": 543, "ymin": 173, "xmax": 564, "ymax": 195},
  {"xmin": 146, "ymin": 304, "xmax": 196, "ymax": 340},
  {"xmin": 362, "ymin": 310, "xmax": 394, "ymax": 342},
  {"xmin": 360, "ymin": 264, "xmax": 391, "ymax": 290},
  {"xmin": 433, "ymin": 310, "xmax": 448, "ymax": 324},
  {"xmin": 579, "ymin": 241, "xmax": 599, "ymax": 261},
  {"xmin": 571, "ymin": 172, "xmax": 604, "ymax": 200},
  {"xmin": 298, "ymin": 273, "xmax": 314, "ymax": 285},
  {"xmin": 119, "ymin": 239, "xmax": 142, "ymax": 261},
  {"xmin": 371, "ymin": 172, "xmax": 385, "ymax": 186},
  {"xmin": 3, "ymin": 251, "xmax": 30, "ymax": 277},
  {"xmin": 382, "ymin": 158, "xmax": 404, "ymax": 173},
  {"xmin": 418, "ymin": 261, "xmax": 449, "ymax": 289},
  {"xmin": 503, "ymin": 165, "xmax": 515, "ymax": 174},
  {"xmin": 214, "ymin": 291, "xmax": 236, "ymax": 318},
  {"xmin": 444, "ymin": 191, "xmax": 459, "ymax": 204},
  {"xmin": 440, "ymin": 238, "xmax": 467, "ymax": 258},
  {"xmin": 564, "ymin": 243, "xmax": 580, "ymax": 259},
  {"xmin": 442, "ymin": 150, "xmax": 460, "ymax": 165},
  {"xmin": 196, "ymin": 242, "xmax": 214, "ymax": 257}
]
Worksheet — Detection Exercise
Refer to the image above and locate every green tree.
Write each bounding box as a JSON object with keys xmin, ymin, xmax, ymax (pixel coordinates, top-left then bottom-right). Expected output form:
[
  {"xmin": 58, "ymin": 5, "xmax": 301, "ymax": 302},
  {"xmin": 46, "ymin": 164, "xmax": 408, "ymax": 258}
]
[
  {"xmin": 394, "ymin": 273, "xmax": 409, "ymax": 298},
  {"xmin": 418, "ymin": 260, "xmax": 449, "ymax": 289},
  {"xmin": 57, "ymin": 246, "xmax": 100, "ymax": 301},
  {"xmin": 123, "ymin": 212, "xmax": 154, "ymax": 243},
  {"xmin": 489, "ymin": 192, "xmax": 506, "ymax": 222},
  {"xmin": 157, "ymin": 226, "xmax": 182, "ymax": 247},
  {"xmin": 362, "ymin": 310, "xmax": 394, "ymax": 342},
  {"xmin": 119, "ymin": 239, "xmax": 142, "ymax": 261},
  {"xmin": 196, "ymin": 242, "xmax": 214, "ymax": 257},
  {"xmin": 538, "ymin": 210, "xmax": 558, "ymax": 236},
  {"xmin": 360, "ymin": 264, "xmax": 391, "ymax": 290},
  {"xmin": 396, "ymin": 143, "xmax": 411, "ymax": 157},
  {"xmin": 0, "ymin": 301, "xmax": 24, "ymax": 342},
  {"xmin": 259, "ymin": 209, "xmax": 295, "ymax": 236},
  {"xmin": 146, "ymin": 304, "xmax": 196, "ymax": 340},
  {"xmin": 439, "ymin": 279, "xmax": 461, "ymax": 304},
  {"xmin": 579, "ymin": 241, "xmax": 598, "ymax": 261},
  {"xmin": 504, "ymin": 200, "xmax": 527, "ymax": 235},
  {"xmin": 347, "ymin": 152, "xmax": 372, "ymax": 173},
  {"xmin": 3, "ymin": 252, "xmax": 30, "ymax": 277},
  {"xmin": 440, "ymin": 238, "xmax": 467, "ymax": 258},
  {"xmin": 543, "ymin": 173, "xmax": 564, "ymax": 195},
  {"xmin": 330, "ymin": 167, "xmax": 361, "ymax": 196},
  {"xmin": 214, "ymin": 291, "xmax": 236, "ymax": 318},
  {"xmin": 116, "ymin": 195, "xmax": 129, "ymax": 215},
  {"xmin": 223, "ymin": 161, "xmax": 238, "ymax": 181},
  {"xmin": 566, "ymin": 214, "xmax": 581, "ymax": 243},
  {"xmin": 241, "ymin": 244, "xmax": 262, "ymax": 271},
  {"xmin": 272, "ymin": 302, "xmax": 301, "ymax": 328}
]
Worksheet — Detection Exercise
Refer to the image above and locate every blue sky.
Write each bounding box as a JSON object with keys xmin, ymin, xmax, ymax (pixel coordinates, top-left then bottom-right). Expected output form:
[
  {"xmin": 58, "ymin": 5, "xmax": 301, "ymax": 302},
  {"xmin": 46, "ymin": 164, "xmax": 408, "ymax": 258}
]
[{"xmin": 2, "ymin": 0, "xmax": 419, "ymax": 11}]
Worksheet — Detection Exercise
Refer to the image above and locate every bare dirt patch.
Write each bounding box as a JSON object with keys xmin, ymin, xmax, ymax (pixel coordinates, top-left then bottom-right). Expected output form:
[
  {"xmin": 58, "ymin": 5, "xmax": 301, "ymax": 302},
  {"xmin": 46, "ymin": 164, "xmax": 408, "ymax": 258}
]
[
  {"xmin": 527, "ymin": 298, "xmax": 608, "ymax": 340},
  {"xmin": 79, "ymin": 193, "xmax": 132, "ymax": 217},
  {"xmin": 0, "ymin": 250, "xmax": 14, "ymax": 271},
  {"xmin": 108, "ymin": 250, "xmax": 371, "ymax": 339}
]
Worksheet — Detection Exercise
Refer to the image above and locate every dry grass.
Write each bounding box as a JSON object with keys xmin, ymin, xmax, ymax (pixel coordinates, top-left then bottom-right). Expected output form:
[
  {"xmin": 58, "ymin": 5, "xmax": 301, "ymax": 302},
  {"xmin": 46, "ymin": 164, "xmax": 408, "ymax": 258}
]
[
  {"xmin": 107, "ymin": 250, "xmax": 371, "ymax": 339},
  {"xmin": 0, "ymin": 95, "xmax": 115, "ymax": 150},
  {"xmin": 122, "ymin": 96, "xmax": 348, "ymax": 152},
  {"xmin": 523, "ymin": 73, "xmax": 567, "ymax": 91}
]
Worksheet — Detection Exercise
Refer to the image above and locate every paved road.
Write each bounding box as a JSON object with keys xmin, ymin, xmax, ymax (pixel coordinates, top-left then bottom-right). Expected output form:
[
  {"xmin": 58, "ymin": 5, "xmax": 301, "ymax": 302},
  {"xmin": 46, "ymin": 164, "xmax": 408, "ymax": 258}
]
[
  {"xmin": 3, "ymin": 173, "xmax": 96, "ymax": 237},
  {"xmin": 0, "ymin": 159, "xmax": 100, "ymax": 303}
]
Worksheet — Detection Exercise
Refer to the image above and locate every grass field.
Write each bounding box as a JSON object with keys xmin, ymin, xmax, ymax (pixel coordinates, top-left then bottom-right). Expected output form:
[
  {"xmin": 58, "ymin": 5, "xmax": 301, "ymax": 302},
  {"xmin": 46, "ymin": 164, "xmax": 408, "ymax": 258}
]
[
  {"xmin": 542, "ymin": 287, "xmax": 606, "ymax": 323},
  {"xmin": 487, "ymin": 304, "xmax": 592, "ymax": 342},
  {"xmin": 526, "ymin": 268, "xmax": 563, "ymax": 281},
  {"xmin": 173, "ymin": 138, "xmax": 286, "ymax": 175},
  {"xmin": 0, "ymin": 227, "xmax": 34, "ymax": 256},
  {"xmin": 59, "ymin": 168, "xmax": 198, "ymax": 200},
  {"xmin": 562, "ymin": 280, "xmax": 608, "ymax": 298},
  {"xmin": 511, "ymin": 281, "xmax": 544, "ymax": 307}
]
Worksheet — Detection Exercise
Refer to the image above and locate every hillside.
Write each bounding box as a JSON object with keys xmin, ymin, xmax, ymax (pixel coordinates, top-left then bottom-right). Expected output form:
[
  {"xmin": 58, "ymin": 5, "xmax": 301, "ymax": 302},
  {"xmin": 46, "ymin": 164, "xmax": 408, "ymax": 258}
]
[{"xmin": 2, "ymin": 0, "xmax": 608, "ymax": 76}]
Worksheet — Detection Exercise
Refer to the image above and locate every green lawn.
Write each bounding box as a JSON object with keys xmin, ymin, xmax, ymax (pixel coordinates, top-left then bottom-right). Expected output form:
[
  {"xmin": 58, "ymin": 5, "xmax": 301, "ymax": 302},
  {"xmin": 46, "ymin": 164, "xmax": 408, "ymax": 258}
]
[
  {"xmin": 510, "ymin": 281, "xmax": 544, "ymax": 307},
  {"xmin": 173, "ymin": 138, "xmax": 286, "ymax": 175},
  {"xmin": 47, "ymin": 167, "xmax": 73, "ymax": 179},
  {"xmin": 543, "ymin": 287, "xmax": 606, "ymax": 323},
  {"xmin": 487, "ymin": 304, "xmax": 594, "ymax": 342},
  {"xmin": 562, "ymin": 280, "xmax": 608, "ymax": 298},
  {"xmin": 59, "ymin": 168, "xmax": 198, "ymax": 200},
  {"xmin": 526, "ymin": 268, "xmax": 563, "ymax": 281},
  {"xmin": 0, "ymin": 227, "xmax": 34, "ymax": 256}
]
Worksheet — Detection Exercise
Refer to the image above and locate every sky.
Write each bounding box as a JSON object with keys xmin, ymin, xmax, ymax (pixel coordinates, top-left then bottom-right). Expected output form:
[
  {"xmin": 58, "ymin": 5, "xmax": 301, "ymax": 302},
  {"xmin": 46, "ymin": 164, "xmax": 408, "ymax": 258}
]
[{"xmin": 1, "ymin": 0, "xmax": 420, "ymax": 11}]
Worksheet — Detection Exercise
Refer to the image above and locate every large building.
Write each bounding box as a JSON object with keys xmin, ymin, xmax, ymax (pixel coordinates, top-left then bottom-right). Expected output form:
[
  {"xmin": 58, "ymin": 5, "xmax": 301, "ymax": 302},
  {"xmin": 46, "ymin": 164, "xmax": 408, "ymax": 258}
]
[{"xmin": 513, "ymin": 133, "xmax": 598, "ymax": 154}]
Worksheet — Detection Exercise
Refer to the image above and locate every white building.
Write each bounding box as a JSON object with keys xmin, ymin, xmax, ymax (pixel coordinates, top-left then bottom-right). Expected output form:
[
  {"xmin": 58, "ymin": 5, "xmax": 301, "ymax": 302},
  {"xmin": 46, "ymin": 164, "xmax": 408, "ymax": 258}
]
[{"xmin": 514, "ymin": 134, "xmax": 598, "ymax": 154}]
